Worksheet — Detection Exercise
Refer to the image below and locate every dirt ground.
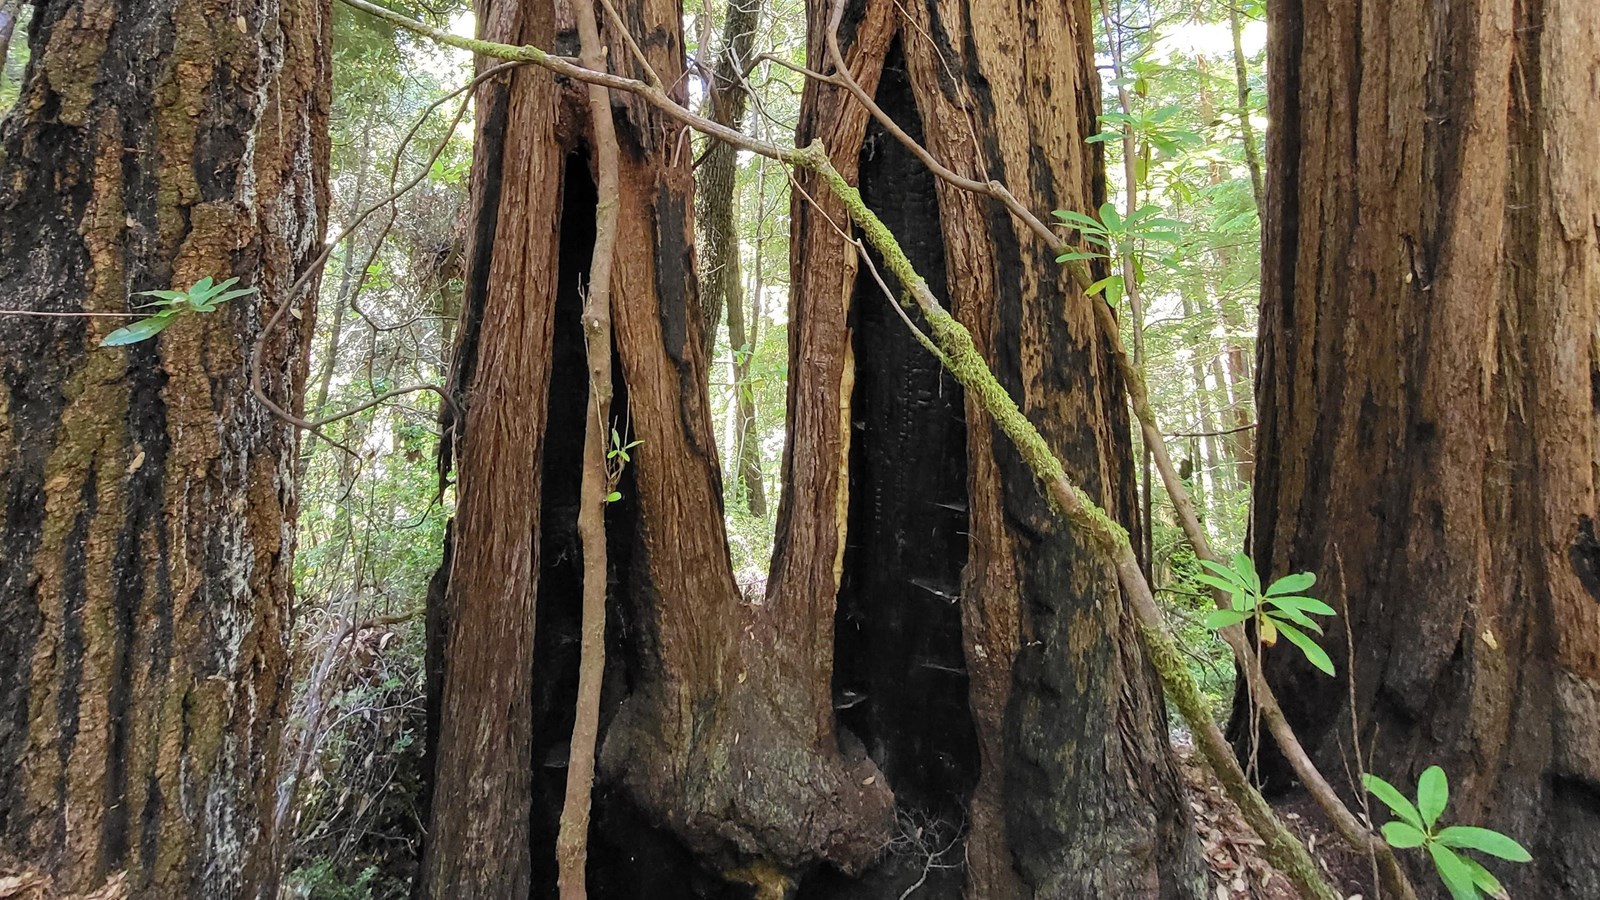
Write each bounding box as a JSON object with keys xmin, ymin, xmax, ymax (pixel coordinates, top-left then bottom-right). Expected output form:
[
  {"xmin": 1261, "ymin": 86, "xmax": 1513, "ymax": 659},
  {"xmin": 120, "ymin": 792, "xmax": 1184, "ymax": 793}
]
[{"xmin": 1178, "ymin": 743, "xmax": 1380, "ymax": 900}]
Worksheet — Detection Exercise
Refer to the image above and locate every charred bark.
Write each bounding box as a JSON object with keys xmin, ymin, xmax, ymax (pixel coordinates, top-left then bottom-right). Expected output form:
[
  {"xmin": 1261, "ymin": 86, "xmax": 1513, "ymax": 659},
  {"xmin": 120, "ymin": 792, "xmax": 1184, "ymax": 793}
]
[
  {"xmin": 1246, "ymin": 0, "xmax": 1600, "ymax": 895},
  {"xmin": 787, "ymin": 1, "xmax": 1205, "ymax": 896},
  {"xmin": 0, "ymin": 0, "xmax": 329, "ymax": 893}
]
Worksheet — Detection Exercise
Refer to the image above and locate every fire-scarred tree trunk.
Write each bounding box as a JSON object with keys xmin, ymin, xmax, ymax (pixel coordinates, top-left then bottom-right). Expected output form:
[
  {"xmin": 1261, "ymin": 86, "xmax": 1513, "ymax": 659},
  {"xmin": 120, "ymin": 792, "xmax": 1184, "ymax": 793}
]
[
  {"xmin": 1247, "ymin": 0, "xmax": 1600, "ymax": 895},
  {"xmin": 420, "ymin": 0, "xmax": 892, "ymax": 896},
  {"xmin": 785, "ymin": 1, "xmax": 1204, "ymax": 896},
  {"xmin": 0, "ymin": 0, "xmax": 329, "ymax": 894}
]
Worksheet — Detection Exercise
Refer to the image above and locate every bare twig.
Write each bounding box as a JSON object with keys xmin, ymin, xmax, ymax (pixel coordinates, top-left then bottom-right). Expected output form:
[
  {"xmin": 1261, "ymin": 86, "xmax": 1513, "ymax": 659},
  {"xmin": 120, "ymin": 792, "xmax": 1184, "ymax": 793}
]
[{"xmin": 248, "ymin": 59, "xmax": 524, "ymax": 450}]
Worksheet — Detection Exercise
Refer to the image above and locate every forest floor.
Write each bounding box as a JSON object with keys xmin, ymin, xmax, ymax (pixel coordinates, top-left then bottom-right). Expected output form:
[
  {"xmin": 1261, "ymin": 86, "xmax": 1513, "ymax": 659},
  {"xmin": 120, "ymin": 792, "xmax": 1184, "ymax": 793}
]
[{"xmin": 1178, "ymin": 741, "xmax": 1378, "ymax": 900}]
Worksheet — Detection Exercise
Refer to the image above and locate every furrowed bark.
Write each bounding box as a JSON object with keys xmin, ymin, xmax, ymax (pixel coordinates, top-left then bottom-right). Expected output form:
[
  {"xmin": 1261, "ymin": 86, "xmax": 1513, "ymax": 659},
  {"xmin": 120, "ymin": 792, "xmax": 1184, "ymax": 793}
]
[
  {"xmin": 418, "ymin": 0, "xmax": 561, "ymax": 892},
  {"xmin": 334, "ymin": 4, "xmax": 1347, "ymax": 897},
  {"xmin": 0, "ymin": 0, "xmax": 329, "ymax": 893},
  {"xmin": 791, "ymin": 1, "xmax": 1205, "ymax": 895},
  {"xmin": 1249, "ymin": 0, "xmax": 1600, "ymax": 895}
]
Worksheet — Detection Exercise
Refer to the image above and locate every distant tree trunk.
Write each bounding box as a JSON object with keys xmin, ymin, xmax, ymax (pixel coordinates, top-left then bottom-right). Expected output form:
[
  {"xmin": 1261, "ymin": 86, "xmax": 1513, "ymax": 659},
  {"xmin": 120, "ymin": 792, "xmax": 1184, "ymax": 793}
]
[
  {"xmin": 0, "ymin": 0, "xmax": 18, "ymax": 87},
  {"xmin": 697, "ymin": 0, "xmax": 767, "ymax": 516},
  {"xmin": 1248, "ymin": 0, "xmax": 1600, "ymax": 895},
  {"xmin": 726, "ymin": 275, "xmax": 768, "ymax": 516},
  {"xmin": 787, "ymin": 0, "xmax": 1204, "ymax": 896},
  {"xmin": 0, "ymin": 0, "xmax": 329, "ymax": 894}
]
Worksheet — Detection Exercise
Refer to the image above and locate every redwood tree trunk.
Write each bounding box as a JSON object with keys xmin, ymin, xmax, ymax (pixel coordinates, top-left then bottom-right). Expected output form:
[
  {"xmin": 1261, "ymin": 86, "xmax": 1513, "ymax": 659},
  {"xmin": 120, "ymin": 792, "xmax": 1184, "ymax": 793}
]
[
  {"xmin": 0, "ymin": 0, "xmax": 329, "ymax": 893},
  {"xmin": 420, "ymin": 0, "xmax": 891, "ymax": 895},
  {"xmin": 1248, "ymin": 0, "xmax": 1600, "ymax": 895},
  {"xmin": 785, "ymin": 0, "xmax": 1204, "ymax": 896}
]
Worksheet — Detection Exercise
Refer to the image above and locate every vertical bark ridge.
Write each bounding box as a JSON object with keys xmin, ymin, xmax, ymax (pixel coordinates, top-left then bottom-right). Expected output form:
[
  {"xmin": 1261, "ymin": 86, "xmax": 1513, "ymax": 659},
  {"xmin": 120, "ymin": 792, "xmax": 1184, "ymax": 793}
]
[{"xmin": 1249, "ymin": 0, "xmax": 1600, "ymax": 893}]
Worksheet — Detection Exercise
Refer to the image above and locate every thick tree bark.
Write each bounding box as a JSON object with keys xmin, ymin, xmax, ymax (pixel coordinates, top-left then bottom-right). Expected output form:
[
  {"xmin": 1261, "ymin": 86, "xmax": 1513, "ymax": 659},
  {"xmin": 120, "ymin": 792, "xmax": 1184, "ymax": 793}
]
[
  {"xmin": 1248, "ymin": 0, "xmax": 1600, "ymax": 895},
  {"xmin": 418, "ymin": 0, "xmax": 561, "ymax": 892},
  {"xmin": 787, "ymin": 1, "xmax": 1204, "ymax": 896},
  {"xmin": 0, "ymin": 0, "xmax": 329, "ymax": 893}
]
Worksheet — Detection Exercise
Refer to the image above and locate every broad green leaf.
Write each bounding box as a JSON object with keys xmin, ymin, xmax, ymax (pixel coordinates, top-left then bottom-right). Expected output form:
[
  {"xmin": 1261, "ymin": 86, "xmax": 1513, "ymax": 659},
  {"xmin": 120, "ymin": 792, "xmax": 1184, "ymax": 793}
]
[
  {"xmin": 136, "ymin": 289, "xmax": 190, "ymax": 303},
  {"xmin": 200, "ymin": 286, "xmax": 255, "ymax": 309},
  {"xmin": 1098, "ymin": 203, "xmax": 1124, "ymax": 233},
  {"xmin": 1084, "ymin": 132, "xmax": 1118, "ymax": 144},
  {"xmin": 1055, "ymin": 251, "xmax": 1104, "ymax": 263},
  {"xmin": 1198, "ymin": 558, "xmax": 1248, "ymax": 588},
  {"xmin": 1266, "ymin": 572, "xmax": 1316, "ymax": 595},
  {"xmin": 1365, "ymin": 774, "xmax": 1425, "ymax": 830},
  {"xmin": 1461, "ymin": 856, "xmax": 1509, "ymax": 899},
  {"xmin": 1264, "ymin": 595, "xmax": 1337, "ymax": 617},
  {"xmin": 1203, "ymin": 608, "xmax": 1251, "ymax": 630},
  {"xmin": 1052, "ymin": 210, "xmax": 1107, "ymax": 233},
  {"xmin": 1418, "ymin": 766, "xmax": 1449, "ymax": 828},
  {"xmin": 1086, "ymin": 275, "xmax": 1121, "ymax": 297},
  {"xmin": 605, "ymin": 491, "xmax": 622, "ymax": 503},
  {"xmin": 1381, "ymin": 821, "xmax": 1427, "ymax": 848},
  {"xmin": 190, "ymin": 276, "xmax": 215, "ymax": 294},
  {"xmin": 1264, "ymin": 605, "xmax": 1323, "ymax": 634},
  {"xmin": 1231, "ymin": 552, "xmax": 1261, "ymax": 592},
  {"xmin": 101, "ymin": 312, "xmax": 178, "ymax": 347},
  {"xmin": 1429, "ymin": 843, "xmax": 1481, "ymax": 900},
  {"xmin": 1274, "ymin": 620, "xmax": 1334, "ymax": 675},
  {"xmin": 1434, "ymin": 826, "xmax": 1532, "ymax": 862},
  {"xmin": 1192, "ymin": 572, "xmax": 1245, "ymax": 601}
]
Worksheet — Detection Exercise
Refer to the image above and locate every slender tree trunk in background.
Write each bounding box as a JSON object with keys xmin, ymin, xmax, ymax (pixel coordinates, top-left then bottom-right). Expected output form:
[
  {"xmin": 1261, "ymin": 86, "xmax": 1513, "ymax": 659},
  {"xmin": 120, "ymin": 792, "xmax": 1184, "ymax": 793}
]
[
  {"xmin": 726, "ymin": 270, "xmax": 768, "ymax": 516},
  {"xmin": 0, "ymin": 0, "xmax": 18, "ymax": 88},
  {"xmin": 0, "ymin": 0, "xmax": 329, "ymax": 893},
  {"xmin": 787, "ymin": 1, "xmax": 1203, "ymax": 896},
  {"xmin": 1194, "ymin": 60, "xmax": 1254, "ymax": 492},
  {"xmin": 698, "ymin": 0, "xmax": 767, "ymax": 516},
  {"xmin": 696, "ymin": 0, "xmax": 760, "ymax": 356},
  {"xmin": 1227, "ymin": 0, "xmax": 1264, "ymax": 213},
  {"xmin": 1180, "ymin": 292, "xmax": 1223, "ymax": 514},
  {"xmin": 1248, "ymin": 0, "xmax": 1600, "ymax": 894}
]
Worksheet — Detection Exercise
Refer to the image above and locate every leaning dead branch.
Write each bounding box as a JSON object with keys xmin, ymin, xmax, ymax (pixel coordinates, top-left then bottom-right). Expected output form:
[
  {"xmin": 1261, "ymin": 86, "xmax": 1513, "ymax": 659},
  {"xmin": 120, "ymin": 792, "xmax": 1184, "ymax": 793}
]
[{"xmin": 554, "ymin": 0, "xmax": 623, "ymax": 895}]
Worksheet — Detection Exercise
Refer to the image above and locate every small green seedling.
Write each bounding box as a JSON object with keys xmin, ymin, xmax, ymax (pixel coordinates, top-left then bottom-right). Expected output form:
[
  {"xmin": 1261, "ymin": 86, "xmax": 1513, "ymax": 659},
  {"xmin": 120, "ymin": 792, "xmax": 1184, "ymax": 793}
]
[
  {"xmin": 603, "ymin": 426, "xmax": 642, "ymax": 503},
  {"xmin": 1364, "ymin": 767, "xmax": 1531, "ymax": 899},
  {"xmin": 607, "ymin": 427, "xmax": 643, "ymax": 464},
  {"xmin": 1195, "ymin": 553, "xmax": 1337, "ymax": 675},
  {"xmin": 101, "ymin": 276, "xmax": 255, "ymax": 346}
]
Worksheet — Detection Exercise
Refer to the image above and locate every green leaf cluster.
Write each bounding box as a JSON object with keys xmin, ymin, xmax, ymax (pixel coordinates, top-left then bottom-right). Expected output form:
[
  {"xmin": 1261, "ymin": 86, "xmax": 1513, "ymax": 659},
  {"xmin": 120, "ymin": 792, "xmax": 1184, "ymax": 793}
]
[
  {"xmin": 1196, "ymin": 553, "xmax": 1337, "ymax": 675},
  {"xmin": 1364, "ymin": 768, "xmax": 1532, "ymax": 899},
  {"xmin": 101, "ymin": 276, "xmax": 256, "ymax": 346}
]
